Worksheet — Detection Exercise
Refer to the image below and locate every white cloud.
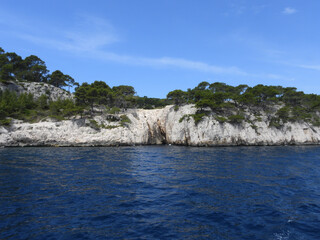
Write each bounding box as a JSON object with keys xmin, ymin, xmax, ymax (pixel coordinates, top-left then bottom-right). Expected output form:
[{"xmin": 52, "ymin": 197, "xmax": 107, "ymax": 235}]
[
  {"xmin": 273, "ymin": 60, "xmax": 320, "ymax": 73},
  {"xmin": 263, "ymin": 73, "xmax": 295, "ymax": 82},
  {"xmin": 1, "ymin": 13, "xmax": 118, "ymax": 52},
  {"xmin": 18, "ymin": 30, "xmax": 296, "ymax": 81},
  {"xmin": 139, "ymin": 57, "xmax": 248, "ymax": 75},
  {"xmin": 298, "ymin": 65, "xmax": 320, "ymax": 71},
  {"xmin": 90, "ymin": 51, "xmax": 296, "ymax": 82},
  {"xmin": 66, "ymin": 14, "xmax": 118, "ymax": 50},
  {"xmin": 15, "ymin": 19, "xmax": 249, "ymax": 77},
  {"xmin": 160, "ymin": 58, "xmax": 243, "ymax": 75},
  {"xmin": 2, "ymin": 11, "xmax": 292, "ymax": 81},
  {"xmin": 283, "ymin": 7, "xmax": 297, "ymax": 15}
]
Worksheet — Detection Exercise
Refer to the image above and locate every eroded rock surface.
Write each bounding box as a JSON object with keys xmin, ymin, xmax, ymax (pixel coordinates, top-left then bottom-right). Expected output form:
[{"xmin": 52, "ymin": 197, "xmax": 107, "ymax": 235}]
[
  {"xmin": 1, "ymin": 105, "xmax": 320, "ymax": 147},
  {"xmin": 0, "ymin": 81, "xmax": 72, "ymax": 101}
]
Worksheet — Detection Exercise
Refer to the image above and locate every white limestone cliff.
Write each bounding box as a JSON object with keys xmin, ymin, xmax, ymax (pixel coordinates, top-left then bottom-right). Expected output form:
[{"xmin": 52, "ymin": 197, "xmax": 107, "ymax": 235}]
[
  {"xmin": 1, "ymin": 105, "xmax": 320, "ymax": 147},
  {"xmin": 0, "ymin": 81, "xmax": 73, "ymax": 101}
]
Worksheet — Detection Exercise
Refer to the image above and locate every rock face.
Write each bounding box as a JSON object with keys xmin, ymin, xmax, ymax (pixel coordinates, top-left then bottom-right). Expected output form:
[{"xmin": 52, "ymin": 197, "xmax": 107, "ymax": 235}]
[
  {"xmin": 0, "ymin": 81, "xmax": 73, "ymax": 101},
  {"xmin": 1, "ymin": 105, "xmax": 320, "ymax": 147}
]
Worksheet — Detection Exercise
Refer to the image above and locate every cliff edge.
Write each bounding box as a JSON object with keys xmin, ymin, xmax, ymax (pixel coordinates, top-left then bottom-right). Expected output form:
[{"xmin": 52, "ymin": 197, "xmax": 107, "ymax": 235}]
[{"xmin": 1, "ymin": 105, "xmax": 319, "ymax": 147}]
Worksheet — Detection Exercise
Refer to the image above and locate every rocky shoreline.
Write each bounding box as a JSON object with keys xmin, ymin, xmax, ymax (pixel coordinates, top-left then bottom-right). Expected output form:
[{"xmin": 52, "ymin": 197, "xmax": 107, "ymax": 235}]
[{"xmin": 1, "ymin": 105, "xmax": 320, "ymax": 147}]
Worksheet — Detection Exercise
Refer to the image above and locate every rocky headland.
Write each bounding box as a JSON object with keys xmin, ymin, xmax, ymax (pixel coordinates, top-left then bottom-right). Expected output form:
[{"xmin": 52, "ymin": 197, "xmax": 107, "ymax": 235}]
[
  {"xmin": 1, "ymin": 80, "xmax": 320, "ymax": 147},
  {"xmin": 1, "ymin": 104, "xmax": 320, "ymax": 147}
]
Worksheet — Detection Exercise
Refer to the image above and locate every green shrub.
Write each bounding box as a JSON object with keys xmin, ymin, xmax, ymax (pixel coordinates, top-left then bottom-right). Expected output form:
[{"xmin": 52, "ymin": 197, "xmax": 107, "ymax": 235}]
[
  {"xmin": 37, "ymin": 94, "xmax": 49, "ymax": 110},
  {"xmin": 49, "ymin": 115, "xmax": 65, "ymax": 121},
  {"xmin": 276, "ymin": 106, "xmax": 290, "ymax": 122},
  {"xmin": 179, "ymin": 114, "xmax": 190, "ymax": 123},
  {"xmin": 143, "ymin": 104, "xmax": 154, "ymax": 109},
  {"xmin": 191, "ymin": 112, "xmax": 206, "ymax": 125},
  {"xmin": 179, "ymin": 110, "xmax": 210, "ymax": 125},
  {"xmin": 89, "ymin": 119, "xmax": 100, "ymax": 130},
  {"xmin": 269, "ymin": 117, "xmax": 282, "ymax": 128},
  {"xmin": 290, "ymin": 107, "xmax": 312, "ymax": 122},
  {"xmin": 0, "ymin": 118, "xmax": 12, "ymax": 126},
  {"xmin": 0, "ymin": 90, "xmax": 39, "ymax": 122},
  {"xmin": 104, "ymin": 125, "xmax": 119, "ymax": 129},
  {"xmin": 312, "ymin": 118, "xmax": 320, "ymax": 127},
  {"xmin": 251, "ymin": 124, "xmax": 258, "ymax": 130},
  {"xmin": 255, "ymin": 116, "xmax": 262, "ymax": 122},
  {"xmin": 108, "ymin": 107, "xmax": 121, "ymax": 114},
  {"xmin": 228, "ymin": 114, "xmax": 245, "ymax": 124},
  {"xmin": 49, "ymin": 99, "xmax": 81, "ymax": 119},
  {"xmin": 20, "ymin": 109, "xmax": 40, "ymax": 123},
  {"xmin": 106, "ymin": 115, "xmax": 120, "ymax": 122},
  {"xmin": 0, "ymin": 79, "xmax": 9, "ymax": 84},
  {"xmin": 215, "ymin": 116, "xmax": 227, "ymax": 123},
  {"xmin": 120, "ymin": 115, "xmax": 131, "ymax": 126}
]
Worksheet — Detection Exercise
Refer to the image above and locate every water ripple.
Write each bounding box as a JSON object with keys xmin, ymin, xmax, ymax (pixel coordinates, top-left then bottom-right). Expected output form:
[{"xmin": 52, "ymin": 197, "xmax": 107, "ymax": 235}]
[{"xmin": 1, "ymin": 146, "xmax": 320, "ymax": 239}]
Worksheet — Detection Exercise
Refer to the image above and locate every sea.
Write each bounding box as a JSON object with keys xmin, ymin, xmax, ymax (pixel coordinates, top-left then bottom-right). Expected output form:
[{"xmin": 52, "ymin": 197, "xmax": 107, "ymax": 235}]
[{"xmin": 0, "ymin": 146, "xmax": 320, "ymax": 239}]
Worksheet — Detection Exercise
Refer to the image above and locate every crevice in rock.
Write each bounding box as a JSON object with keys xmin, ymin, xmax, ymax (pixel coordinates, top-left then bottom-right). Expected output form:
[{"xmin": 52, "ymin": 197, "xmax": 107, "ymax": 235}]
[{"xmin": 157, "ymin": 119, "xmax": 167, "ymax": 144}]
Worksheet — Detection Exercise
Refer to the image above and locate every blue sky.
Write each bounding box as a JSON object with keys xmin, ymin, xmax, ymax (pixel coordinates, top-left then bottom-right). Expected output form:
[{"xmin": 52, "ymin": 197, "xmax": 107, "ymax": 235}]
[{"xmin": 1, "ymin": 0, "xmax": 320, "ymax": 98}]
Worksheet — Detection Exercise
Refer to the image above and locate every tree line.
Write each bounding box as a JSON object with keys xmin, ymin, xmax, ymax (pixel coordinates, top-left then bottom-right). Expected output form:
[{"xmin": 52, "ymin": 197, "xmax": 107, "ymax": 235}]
[
  {"xmin": 0, "ymin": 90, "xmax": 81, "ymax": 125},
  {"xmin": 0, "ymin": 47, "xmax": 169, "ymax": 111},
  {"xmin": 167, "ymin": 81, "xmax": 320, "ymax": 126},
  {"xmin": 0, "ymin": 47, "xmax": 77, "ymax": 89},
  {"xmin": 1, "ymin": 47, "xmax": 320, "ymax": 127},
  {"xmin": 74, "ymin": 81, "xmax": 170, "ymax": 110}
]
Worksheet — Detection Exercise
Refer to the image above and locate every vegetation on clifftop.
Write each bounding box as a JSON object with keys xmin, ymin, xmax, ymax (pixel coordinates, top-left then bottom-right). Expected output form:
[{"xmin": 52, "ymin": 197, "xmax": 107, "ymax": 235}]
[
  {"xmin": 0, "ymin": 90, "xmax": 82, "ymax": 125},
  {"xmin": 0, "ymin": 47, "xmax": 77, "ymax": 89},
  {"xmin": 1, "ymin": 47, "xmax": 320, "ymax": 128},
  {"xmin": 168, "ymin": 81, "xmax": 320, "ymax": 126}
]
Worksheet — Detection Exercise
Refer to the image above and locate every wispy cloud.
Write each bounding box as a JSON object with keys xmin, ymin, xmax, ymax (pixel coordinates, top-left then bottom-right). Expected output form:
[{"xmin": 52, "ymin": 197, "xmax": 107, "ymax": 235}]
[
  {"xmin": 229, "ymin": 30, "xmax": 285, "ymax": 60},
  {"xmin": 1, "ymin": 11, "xmax": 294, "ymax": 82},
  {"xmin": 0, "ymin": 12, "xmax": 118, "ymax": 52},
  {"xmin": 17, "ymin": 26, "xmax": 296, "ymax": 81},
  {"xmin": 16, "ymin": 30, "xmax": 250, "ymax": 76},
  {"xmin": 91, "ymin": 52, "xmax": 249, "ymax": 76},
  {"xmin": 298, "ymin": 65, "xmax": 320, "ymax": 71},
  {"xmin": 18, "ymin": 28, "xmax": 117, "ymax": 53},
  {"xmin": 283, "ymin": 7, "xmax": 297, "ymax": 15},
  {"xmin": 263, "ymin": 73, "xmax": 295, "ymax": 82},
  {"xmin": 274, "ymin": 60, "xmax": 320, "ymax": 73},
  {"xmin": 11, "ymin": 14, "xmax": 249, "ymax": 77},
  {"xmin": 66, "ymin": 14, "xmax": 118, "ymax": 50},
  {"xmin": 151, "ymin": 57, "xmax": 247, "ymax": 75}
]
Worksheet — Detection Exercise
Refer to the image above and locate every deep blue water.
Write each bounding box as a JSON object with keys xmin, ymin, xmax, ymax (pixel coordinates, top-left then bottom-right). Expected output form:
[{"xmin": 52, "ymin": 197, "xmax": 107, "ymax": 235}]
[{"xmin": 1, "ymin": 146, "xmax": 320, "ymax": 240}]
